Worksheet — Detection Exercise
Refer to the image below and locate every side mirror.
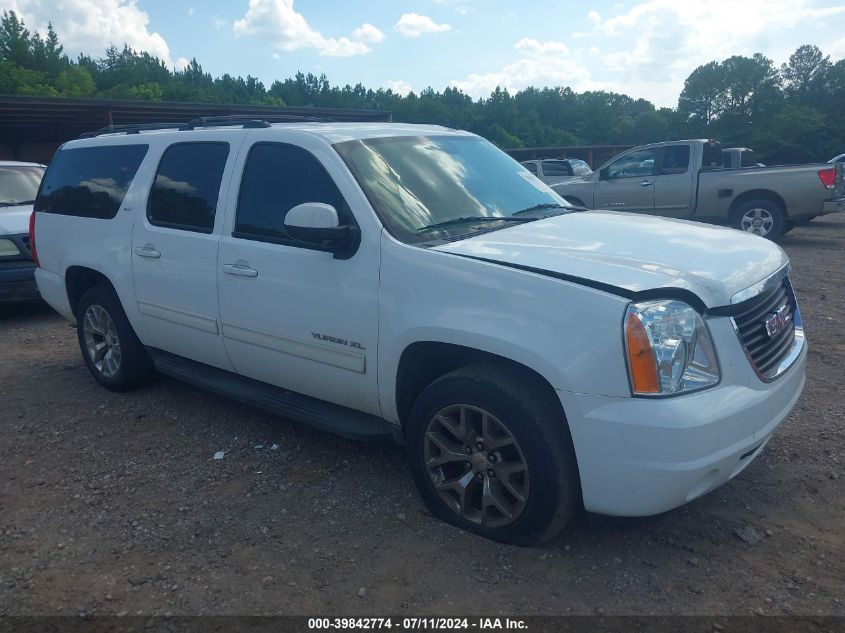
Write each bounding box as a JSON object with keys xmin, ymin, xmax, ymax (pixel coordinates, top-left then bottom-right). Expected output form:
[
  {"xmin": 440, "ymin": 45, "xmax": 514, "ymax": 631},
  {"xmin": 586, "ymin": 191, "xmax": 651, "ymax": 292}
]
[{"xmin": 284, "ymin": 202, "xmax": 359, "ymax": 258}]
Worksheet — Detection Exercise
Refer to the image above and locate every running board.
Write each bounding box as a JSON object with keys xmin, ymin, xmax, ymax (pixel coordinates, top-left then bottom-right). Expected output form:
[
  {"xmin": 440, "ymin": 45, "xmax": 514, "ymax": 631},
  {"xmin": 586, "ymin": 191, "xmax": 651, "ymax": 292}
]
[{"xmin": 149, "ymin": 350, "xmax": 398, "ymax": 443}]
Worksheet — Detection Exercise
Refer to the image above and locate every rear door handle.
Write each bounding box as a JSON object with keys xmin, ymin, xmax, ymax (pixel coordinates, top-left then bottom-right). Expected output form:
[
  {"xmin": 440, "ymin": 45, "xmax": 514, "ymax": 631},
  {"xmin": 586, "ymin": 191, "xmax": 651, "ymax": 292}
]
[
  {"xmin": 639, "ymin": 180, "xmax": 654, "ymax": 187},
  {"xmin": 223, "ymin": 262, "xmax": 258, "ymax": 277},
  {"xmin": 134, "ymin": 245, "xmax": 161, "ymax": 258}
]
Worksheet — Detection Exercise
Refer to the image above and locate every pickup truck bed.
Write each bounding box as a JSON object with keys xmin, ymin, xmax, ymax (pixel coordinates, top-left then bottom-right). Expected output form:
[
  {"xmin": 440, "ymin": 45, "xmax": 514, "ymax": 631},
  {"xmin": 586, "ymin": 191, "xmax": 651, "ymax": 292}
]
[{"xmin": 552, "ymin": 139, "xmax": 845, "ymax": 239}]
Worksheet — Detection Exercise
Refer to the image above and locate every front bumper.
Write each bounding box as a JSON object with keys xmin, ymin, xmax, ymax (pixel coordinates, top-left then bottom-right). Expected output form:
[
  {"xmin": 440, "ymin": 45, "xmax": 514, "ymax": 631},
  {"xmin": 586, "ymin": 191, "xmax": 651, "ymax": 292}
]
[
  {"xmin": 822, "ymin": 194, "xmax": 845, "ymax": 215},
  {"xmin": 0, "ymin": 261, "xmax": 39, "ymax": 302},
  {"xmin": 559, "ymin": 323, "xmax": 806, "ymax": 517}
]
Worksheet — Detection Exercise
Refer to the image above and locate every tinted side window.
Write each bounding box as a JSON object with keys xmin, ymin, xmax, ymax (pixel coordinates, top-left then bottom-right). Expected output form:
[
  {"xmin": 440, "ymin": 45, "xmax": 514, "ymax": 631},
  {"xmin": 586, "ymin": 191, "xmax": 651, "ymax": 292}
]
[
  {"xmin": 35, "ymin": 145, "xmax": 148, "ymax": 219},
  {"xmin": 235, "ymin": 143, "xmax": 350, "ymax": 243},
  {"xmin": 660, "ymin": 145, "xmax": 690, "ymax": 174},
  {"xmin": 540, "ymin": 161, "xmax": 571, "ymax": 176},
  {"xmin": 522, "ymin": 162, "xmax": 538, "ymax": 175},
  {"xmin": 147, "ymin": 142, "xmax": 229, "ymax": 233},
  {"xmin": 606, "ymin": 149, "xmax": 657, "ymax": 179}
]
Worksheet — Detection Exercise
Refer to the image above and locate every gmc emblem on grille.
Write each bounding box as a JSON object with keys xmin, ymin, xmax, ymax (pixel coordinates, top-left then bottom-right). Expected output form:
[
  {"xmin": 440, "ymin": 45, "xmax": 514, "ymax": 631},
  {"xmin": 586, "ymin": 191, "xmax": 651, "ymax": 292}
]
[{"xmin": 764, "ymin": 303, "xmax": 791, "ymax": 338}]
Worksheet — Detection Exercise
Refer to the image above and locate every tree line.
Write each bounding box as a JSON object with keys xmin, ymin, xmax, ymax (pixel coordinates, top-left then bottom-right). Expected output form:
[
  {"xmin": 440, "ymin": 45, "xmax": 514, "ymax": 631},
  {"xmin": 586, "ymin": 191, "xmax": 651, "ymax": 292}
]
[{"xmin": 1, "ymin": 10, "xmax": 843, "ymax": 164}]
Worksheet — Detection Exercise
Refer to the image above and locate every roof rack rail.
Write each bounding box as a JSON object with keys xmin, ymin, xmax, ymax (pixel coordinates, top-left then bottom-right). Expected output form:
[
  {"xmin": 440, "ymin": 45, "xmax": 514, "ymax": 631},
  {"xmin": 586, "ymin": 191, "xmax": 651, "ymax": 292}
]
[
  {"xmin": 79, "ymin": 122, "xmax": 187, "ymax": 138},
  {"xmin": 79, "ymin": 112, "xmax": 351, "ymax": 138}
]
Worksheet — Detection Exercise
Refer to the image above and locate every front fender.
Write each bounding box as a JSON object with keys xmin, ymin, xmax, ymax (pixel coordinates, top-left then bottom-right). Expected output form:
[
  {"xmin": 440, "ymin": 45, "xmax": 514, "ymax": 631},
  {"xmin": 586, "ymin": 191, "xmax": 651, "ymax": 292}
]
[{"xmin": 377, "ymin": 235, "xmax": 632, "ymax": 422}]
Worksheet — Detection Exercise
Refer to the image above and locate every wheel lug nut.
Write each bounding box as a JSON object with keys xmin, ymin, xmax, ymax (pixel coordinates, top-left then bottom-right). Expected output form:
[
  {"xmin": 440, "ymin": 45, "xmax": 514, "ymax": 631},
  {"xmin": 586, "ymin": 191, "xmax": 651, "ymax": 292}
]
[{"xmin": 487, "ymin": 469, "xmax": 496, "ymax": 478}]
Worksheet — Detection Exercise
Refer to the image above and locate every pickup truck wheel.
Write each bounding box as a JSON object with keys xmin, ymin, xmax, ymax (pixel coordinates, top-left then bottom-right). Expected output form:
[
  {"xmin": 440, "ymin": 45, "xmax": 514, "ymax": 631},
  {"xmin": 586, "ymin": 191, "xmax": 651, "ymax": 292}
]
[
  {"xmin": 406, "ymin": 364, "xmax": 579, "ymax": 545},
  {"xmin": 732, "ymin": 200, "xmax": 786, "ymax": 239},
  {"xmin": 76, "ymin": 285, "xmax": 154, "ymax": 391}
]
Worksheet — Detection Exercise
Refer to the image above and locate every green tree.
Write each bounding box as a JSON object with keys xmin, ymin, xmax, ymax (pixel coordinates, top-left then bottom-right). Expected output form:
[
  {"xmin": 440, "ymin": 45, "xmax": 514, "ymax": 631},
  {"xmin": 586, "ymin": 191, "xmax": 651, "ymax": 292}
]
[
  {"xmin": 55, "ymin": 65, "xmax": 95, "ymax": 97},
  {"xmin": 781, "ymin": 45, "xmax": 831, "ymax": 104},
  {"xmin": 678, "ymin": 61, "xmax": 724, "ymax": 129},
  {"xmin": 0, "ymin": 58, "xmax": 56, "ymax": 95},
  {"xmin": 0, "ymin": 10, "xmax": 32, "ymax": 67}
]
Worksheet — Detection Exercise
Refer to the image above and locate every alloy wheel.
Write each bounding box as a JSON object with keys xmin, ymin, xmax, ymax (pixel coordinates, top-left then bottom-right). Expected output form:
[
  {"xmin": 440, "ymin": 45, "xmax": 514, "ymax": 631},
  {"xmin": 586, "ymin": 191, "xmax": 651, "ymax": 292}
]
[
  {"xmin": 740, "ymin": 207, "xmax": 774, "ymax": 236},
  {"xmin": 423, "ymin": 404, "xmax": 529, "ymax": 528},
  {"xmin": 82, "ymin": 304, "xmax": 122, "ymax": 378}
]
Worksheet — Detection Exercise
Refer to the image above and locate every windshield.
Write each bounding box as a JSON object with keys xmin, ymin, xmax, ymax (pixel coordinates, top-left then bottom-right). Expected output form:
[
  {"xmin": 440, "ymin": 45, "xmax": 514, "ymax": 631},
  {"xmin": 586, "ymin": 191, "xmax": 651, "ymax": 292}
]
[
  {"xmin": 334, "ymin": 135, "xmax": 569, "ymax": 244},
  {"xmin": 0, "ymin": 165, "xmax": 44, "ymax": 206}
]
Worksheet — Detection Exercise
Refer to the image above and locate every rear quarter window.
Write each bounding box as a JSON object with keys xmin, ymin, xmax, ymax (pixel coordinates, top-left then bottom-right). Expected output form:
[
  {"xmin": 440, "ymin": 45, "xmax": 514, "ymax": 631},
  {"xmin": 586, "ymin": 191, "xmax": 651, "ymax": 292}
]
[{"xmin": 35, "ymin": 145, "xmax": 148, "ymax": 219}]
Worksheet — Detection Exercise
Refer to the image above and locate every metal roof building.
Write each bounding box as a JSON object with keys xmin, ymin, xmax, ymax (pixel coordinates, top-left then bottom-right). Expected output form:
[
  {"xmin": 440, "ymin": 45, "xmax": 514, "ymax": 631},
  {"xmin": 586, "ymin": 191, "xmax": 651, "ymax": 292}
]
[{"xmin": 0, "ymin": 95, "xmax": 392, "ymax": 163}]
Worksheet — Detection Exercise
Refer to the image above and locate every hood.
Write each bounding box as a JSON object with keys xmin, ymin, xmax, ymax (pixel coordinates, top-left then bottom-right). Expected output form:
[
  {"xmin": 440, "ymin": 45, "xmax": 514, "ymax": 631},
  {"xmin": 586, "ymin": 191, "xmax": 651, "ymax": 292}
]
[
  {"xmin": 433, "ymin": 210, "xmax": 788, "ymax": 308},
  {"xmin": 0, "ymin": 204, "xmax": 33, "ymax": 235}
]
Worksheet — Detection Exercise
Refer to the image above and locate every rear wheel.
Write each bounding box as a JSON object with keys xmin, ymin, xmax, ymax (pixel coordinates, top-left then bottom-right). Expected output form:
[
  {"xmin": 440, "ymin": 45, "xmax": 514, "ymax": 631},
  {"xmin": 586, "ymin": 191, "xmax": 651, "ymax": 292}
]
[
  {"xmin": 731, "ymin": 199, "xmax": 786, "ymax": 240},
  {"xmin": 406, "ymin": 364, "xmax": 580, "ymax": 545},
  {"xmin": 76, "ymin": 285, "xmax": 154, "ymax": 391}
]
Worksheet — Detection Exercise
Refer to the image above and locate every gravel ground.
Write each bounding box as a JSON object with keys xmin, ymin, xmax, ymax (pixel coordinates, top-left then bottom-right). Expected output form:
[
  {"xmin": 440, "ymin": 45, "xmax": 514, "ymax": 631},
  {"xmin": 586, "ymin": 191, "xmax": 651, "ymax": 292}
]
[{"xmin": 1, "ymin": 215, "xmax": 843, "ymax": 617}]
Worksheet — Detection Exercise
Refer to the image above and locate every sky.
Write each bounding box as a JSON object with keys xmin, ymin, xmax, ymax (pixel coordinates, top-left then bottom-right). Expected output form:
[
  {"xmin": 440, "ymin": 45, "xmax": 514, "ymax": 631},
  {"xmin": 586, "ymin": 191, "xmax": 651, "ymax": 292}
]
[{"xmin": 7, "ymin": 0, "xmax": 845, "ymax": 107}]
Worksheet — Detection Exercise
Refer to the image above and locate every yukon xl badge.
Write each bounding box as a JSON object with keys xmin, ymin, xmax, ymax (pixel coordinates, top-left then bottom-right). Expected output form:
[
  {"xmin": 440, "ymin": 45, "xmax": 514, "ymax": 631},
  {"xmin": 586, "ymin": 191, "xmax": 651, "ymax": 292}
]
[
  {"xmin": 311, "ymin": 332, "xmax": 366, "ymax": 351},
  {"xmin": 764, "ymin": 303, "xmax": 791, "ymax": 339}
]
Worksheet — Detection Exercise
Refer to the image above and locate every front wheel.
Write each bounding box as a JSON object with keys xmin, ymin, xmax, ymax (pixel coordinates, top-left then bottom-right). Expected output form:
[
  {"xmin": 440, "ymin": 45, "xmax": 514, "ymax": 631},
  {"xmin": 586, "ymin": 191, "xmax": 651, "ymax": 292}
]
[
  {"xmin": 731, "ymin": 199, "xmax": 786, "ymax": 240},
  {"xmin": 406, "ymin": 364, "xmax": 580, "ymax": 545}
]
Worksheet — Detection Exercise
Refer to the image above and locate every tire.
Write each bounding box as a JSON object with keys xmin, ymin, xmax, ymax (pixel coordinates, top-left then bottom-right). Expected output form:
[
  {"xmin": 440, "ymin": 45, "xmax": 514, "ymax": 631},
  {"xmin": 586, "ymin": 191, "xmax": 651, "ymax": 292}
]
[
  {"xmin": 782, "ymin": 220, "xmax": 796, "ymax": 235},
  {"xmin": 731, "ymin": 199, "xmax": 786, "ymax": 240},
  {"xmin": 75, "ymin": 285, "xmax": 154, "ymax": 391},
  {"xmin": 405, "ymin": 364, "xmax": 580, "ymax": 545}
]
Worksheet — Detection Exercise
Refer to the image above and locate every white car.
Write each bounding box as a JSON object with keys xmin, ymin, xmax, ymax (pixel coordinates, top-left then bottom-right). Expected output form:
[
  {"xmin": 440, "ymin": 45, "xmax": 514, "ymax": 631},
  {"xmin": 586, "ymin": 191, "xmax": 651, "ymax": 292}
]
[
  {"xmin": 1, "ymin": 161, "xmax": 45, "ymax": 302},
  {"xmin": 32, "ymin": 121, "xmax": 806, "ymax": 544}
]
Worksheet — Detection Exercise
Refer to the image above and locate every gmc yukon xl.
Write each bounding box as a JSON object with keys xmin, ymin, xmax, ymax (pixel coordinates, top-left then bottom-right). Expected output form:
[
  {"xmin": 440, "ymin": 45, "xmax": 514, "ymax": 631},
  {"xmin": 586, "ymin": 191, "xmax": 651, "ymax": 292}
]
[
  {"xmin": 553, "ymin": 139, "xmax": 845, "ymax": 239},
  {"xmin": 32, "ymin": 121, "xmax": 806, "ymax": 544}
]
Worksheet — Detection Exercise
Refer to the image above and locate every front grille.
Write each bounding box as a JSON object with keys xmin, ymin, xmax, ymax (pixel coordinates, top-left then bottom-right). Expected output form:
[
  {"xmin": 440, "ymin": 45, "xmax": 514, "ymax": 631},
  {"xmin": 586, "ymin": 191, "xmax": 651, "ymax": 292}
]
[{"xmin": 732, "ymin": 278, "xmax": 798, "ymax": 379}]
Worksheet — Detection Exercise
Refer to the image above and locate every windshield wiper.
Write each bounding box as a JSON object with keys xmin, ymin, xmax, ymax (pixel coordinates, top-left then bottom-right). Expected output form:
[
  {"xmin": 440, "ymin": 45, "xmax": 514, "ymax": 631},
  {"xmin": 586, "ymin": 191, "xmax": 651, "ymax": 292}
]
[
  {"xmin": 512, "ymin": 203, "xmax": 570, "ymax": 216},
  {"xmin": 0, "ymin": 199, "xmax": 36, "ymax": 207},
  {"xmin": 416, "ymin": 215, "xmax": 533, "ymax": 233}
]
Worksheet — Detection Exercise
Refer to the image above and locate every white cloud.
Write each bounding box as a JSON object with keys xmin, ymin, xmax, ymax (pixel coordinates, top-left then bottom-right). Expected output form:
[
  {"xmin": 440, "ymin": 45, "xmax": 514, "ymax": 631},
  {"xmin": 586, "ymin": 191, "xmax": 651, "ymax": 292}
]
[
  {"xmin": 385, "ymin": 79, "xmax": 413, "ymax": 96},
  {"xmin": 394, "ymin": 13, "xmax": 452, "ymax": 38},
  {"xmin": 453, "ymin": 0, "xmax": 845, "ymax": 106},
  {"xmin": 233, "ymin": 0, "xmax": 374, "ymax": 57},
  {"xmin": 449, "ymin": 38, "xmax": 594, "ymax": 98},
  {"xmin": 829, "ymin": 36, "xmax": 845, "ymax": 58},
  {"xmin": 187, "ymin": 8, "xmax": 195, "ymax": 17},
  {"xmin": 213, "ymin": 17, "xmax": 227, "ymax": 30},
  {"xmin": 581, "ymin": 0, "xmax": 845, "ymax": 105},
  {"xmin": 353, "ymin": 23, "xmax": 385, "ymax": 44},
  {"xmin": 7, "ymin": 0, "xmax": 183, "ymax": 68}
]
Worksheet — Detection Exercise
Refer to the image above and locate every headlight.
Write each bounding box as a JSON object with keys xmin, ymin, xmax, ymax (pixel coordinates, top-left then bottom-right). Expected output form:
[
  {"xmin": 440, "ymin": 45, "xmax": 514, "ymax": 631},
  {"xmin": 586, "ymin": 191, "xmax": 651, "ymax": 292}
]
[
  {"xmin": 624, "ymin": 300, "xmax": 719, "ymax": 396},
  {"xmin": 0, "ymin": 238, "xmax": 21, "ymax": 257}
]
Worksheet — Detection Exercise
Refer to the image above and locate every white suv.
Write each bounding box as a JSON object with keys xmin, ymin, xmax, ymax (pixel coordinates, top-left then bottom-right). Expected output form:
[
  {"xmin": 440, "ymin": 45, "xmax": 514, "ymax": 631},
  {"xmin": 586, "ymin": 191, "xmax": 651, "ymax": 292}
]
[{"xmin": 32, "ymin": 120, "xmax": 806, "ymax": 544}]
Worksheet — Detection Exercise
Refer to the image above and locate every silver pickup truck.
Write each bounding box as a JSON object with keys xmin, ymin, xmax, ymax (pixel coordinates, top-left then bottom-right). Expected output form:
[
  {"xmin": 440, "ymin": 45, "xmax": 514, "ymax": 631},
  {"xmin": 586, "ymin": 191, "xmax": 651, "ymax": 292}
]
[{"xmin": 552, "ymin": 139, "xmax": 845, "ymax": 239}]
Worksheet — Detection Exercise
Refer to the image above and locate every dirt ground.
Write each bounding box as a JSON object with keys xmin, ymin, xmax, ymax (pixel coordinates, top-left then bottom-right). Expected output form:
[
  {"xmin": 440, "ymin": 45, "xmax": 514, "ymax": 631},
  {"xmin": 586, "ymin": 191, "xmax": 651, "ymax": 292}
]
[{"xmin": 1, "ymin": 215, "xmax": 843, "ymax": 617}]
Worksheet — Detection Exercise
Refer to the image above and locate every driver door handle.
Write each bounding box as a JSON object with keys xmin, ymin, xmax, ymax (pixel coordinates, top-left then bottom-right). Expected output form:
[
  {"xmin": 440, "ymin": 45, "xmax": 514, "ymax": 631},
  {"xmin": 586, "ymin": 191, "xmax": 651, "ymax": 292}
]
[
  {"xmin": 639, "ymin": 180, "xmax": 654, "ymax": 187},
  {"xmin": 134, "ymin": 245, "xmax": 161, "ymax": 258},
  {"xmin": 223, "ymin": 262, "xmax": 258, "ymax": 278}
]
